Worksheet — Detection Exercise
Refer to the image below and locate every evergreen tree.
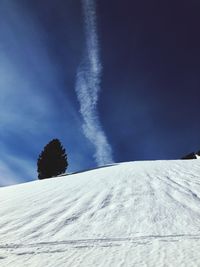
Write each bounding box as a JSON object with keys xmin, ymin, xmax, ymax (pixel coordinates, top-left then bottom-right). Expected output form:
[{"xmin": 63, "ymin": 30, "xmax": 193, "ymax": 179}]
[
  {"xmin": 37, "ymin": 139, "xmax": 68, "ymax": 179},
  {"xmin": 181, "ymin": 152, "xmax": 196, "ymax": 160}
]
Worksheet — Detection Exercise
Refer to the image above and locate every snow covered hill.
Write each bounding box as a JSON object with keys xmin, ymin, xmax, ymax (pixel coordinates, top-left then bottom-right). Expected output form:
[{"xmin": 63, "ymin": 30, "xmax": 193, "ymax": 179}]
[{"xmin": 1, "ymin": 160, "xmax": 200, "ymax": 266}]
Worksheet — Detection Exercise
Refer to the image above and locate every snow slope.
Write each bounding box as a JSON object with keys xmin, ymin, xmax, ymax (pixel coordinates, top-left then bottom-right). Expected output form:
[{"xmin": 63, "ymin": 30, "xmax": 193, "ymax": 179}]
[{"xmin": 1, "ymin": 160, "xmax": 200, "ymax": 266}]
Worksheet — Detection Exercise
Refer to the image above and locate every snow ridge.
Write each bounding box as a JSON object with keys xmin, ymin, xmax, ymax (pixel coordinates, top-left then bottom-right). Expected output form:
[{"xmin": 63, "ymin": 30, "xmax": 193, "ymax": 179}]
[{"xmin": 0, "ymin": 160, "xmax": 200, "ymax": 266}]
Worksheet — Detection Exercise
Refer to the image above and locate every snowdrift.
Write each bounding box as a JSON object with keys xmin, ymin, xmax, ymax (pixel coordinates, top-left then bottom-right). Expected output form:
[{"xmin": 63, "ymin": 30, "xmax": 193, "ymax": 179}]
[{"xmin": 0, "ymin": 160, "xmax": 200, "ymax": 266}]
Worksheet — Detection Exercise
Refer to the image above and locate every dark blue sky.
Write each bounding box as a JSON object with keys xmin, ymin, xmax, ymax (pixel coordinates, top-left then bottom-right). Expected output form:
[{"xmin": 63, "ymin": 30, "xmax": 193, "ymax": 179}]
[{"xmin": 1, "ymin": 0, "xmax": 200, "ymax": 186}]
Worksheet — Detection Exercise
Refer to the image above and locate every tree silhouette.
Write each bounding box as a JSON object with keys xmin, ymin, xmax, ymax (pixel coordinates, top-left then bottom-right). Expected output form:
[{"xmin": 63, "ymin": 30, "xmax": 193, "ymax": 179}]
[
  {"xmin": 37, "ymin": 139, "xmax": 68, "ymax": 179},
  {"xmin": 181, "ymin": 152, "xmax": 196, "ymax": 160}
]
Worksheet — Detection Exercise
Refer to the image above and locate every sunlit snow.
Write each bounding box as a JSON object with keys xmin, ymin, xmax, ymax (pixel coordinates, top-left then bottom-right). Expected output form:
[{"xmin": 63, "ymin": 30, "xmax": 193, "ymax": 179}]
[{"xmin": 0, "ymin": 160, "xmax": 200, "ymax": 266}]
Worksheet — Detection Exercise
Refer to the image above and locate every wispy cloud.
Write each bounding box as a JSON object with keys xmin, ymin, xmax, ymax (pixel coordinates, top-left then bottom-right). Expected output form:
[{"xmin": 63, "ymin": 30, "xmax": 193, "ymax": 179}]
[
  {"xmin": 0, "ymin": 154, "xmax": 36, "ymax": 186},
  {"xmin": 0, "ymin": 1, "xmax": 85, "ymax": 185},
  {"xmin": 75, "ymin": 0, "xmax": 113, "ymax": 166}
]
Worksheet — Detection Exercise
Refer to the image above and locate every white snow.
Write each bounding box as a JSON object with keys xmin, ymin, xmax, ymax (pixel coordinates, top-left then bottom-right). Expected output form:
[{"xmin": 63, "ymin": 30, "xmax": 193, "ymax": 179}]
[{"xmin": 0, "ymin": 160, "xmax": 200, "ymax": 266}]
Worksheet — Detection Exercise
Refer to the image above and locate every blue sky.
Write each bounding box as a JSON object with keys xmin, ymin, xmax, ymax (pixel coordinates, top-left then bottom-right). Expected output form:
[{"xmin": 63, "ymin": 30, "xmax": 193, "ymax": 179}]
[
  {"xmin": 0, "ymin": 0, "xmax": 95, "ymax": 185},
  {"xmin": 1, "ymin": 0, "xmax": 200, "ymax": 186}
]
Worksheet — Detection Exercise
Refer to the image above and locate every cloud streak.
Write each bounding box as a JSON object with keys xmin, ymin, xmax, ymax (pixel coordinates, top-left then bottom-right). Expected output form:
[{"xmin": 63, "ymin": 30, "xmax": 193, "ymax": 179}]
[
  {"xmin": 75, "ymin": 0, "xmax": 113, "ymax": 166},
  {"xmin": 0, "ymin": 0, "xmax": 87, "ymax": 185}
]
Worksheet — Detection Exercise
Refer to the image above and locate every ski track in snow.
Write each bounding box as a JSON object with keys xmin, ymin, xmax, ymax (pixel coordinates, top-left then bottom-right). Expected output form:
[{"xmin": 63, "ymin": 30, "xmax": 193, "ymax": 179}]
[{"xmin": 1, "ymin": 160, "xmax": 200, "ymax": 266}]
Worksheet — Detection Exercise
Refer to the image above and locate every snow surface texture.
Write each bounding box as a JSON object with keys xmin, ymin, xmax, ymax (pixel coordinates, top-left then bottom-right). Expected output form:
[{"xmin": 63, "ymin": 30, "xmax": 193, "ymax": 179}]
[{"xmin": 1, "ymin": 160, "xmax": 200, "ymax": 266}]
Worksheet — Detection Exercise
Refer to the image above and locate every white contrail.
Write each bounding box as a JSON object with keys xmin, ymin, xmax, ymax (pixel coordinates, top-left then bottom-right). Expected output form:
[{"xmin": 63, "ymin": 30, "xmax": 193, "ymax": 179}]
[{"xmin": 75, "ymin": 0, "xmax": 113, "ymax": 166}]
